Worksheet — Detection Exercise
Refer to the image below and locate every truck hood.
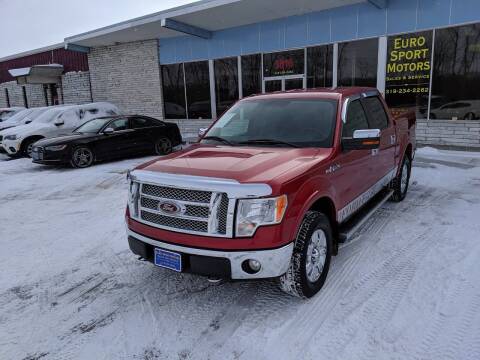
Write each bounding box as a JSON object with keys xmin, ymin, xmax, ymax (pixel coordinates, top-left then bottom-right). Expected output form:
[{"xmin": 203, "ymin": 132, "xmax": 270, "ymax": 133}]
[{"xmin": 137, "ymin": 144, "xmax": 333, "ymax": 185}]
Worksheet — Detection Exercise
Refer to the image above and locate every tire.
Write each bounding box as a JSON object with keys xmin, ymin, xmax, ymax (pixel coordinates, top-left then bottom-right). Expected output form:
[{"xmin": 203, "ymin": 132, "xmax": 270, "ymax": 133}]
[
  {"xmin": 391, "ymin": 154, "xmax": 412, "ymax": 202},
  {"xmin": 279, "ymin": 211, "xmax": 333, "ymax": 298},
  {"xmin": 154, "ymin": 137, "xmax": 173, "ymax": 155},
  {"xmin": 464, "ymin": 112, "xmax": 476, "ymax": 120},
  {"xmin": 22, "ymin": 138, "xmax": 41, "ymax": 158},
  {"xmin": 70, "ymin": 146, "xmax": 94, "ymax": 168},
  {"xmin": 429, "ymin": 113, "xmax": 436, "ymax": 119}
]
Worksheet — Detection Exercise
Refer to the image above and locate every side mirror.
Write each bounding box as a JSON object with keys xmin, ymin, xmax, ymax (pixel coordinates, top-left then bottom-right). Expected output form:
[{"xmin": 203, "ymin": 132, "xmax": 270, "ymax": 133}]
[
  {"xmin": 54, "ymin": 119, "xmax": 64, "ymax": 126},
  {"xmin": 342, "ymin": 129, "xmax": 381, "ymax": 151},
  {"xmin": 198, "ymin": 128, "xmax": 207, "ymax": 138},
  {"xmin": 103, "ymin": 127, "xmax": 114, "ymax": 135}
]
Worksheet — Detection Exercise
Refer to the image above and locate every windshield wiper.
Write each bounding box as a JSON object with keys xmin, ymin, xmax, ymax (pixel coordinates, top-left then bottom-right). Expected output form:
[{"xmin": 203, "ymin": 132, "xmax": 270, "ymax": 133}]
[
  {"xmin": 202, "ymin": 136, "xmax": 235, "ymax": 146},
  {"xmin": 238, "ymin": 139, "xmax": 300, "ymax": 148}
]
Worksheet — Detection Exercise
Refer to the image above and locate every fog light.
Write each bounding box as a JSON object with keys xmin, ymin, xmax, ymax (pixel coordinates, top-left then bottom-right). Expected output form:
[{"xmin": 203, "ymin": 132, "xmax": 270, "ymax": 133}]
[
  {"xmin": 241, "ymin": 259, "xmax": 262, "ymax": 274},
  {"xmin": 249, "ymin": 259, "xmax": 261, "ymax": 272}
]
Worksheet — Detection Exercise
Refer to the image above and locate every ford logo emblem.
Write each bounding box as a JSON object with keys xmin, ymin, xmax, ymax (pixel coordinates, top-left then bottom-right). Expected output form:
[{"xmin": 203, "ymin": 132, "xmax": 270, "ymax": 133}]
[{"xmin": 158, "ymin": 200, "xmax": 184, "ymax": 215}]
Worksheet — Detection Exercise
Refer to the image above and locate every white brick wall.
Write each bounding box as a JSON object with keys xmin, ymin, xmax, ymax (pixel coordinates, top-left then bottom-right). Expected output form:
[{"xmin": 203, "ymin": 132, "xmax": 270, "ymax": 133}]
[
  {"xmin": 61, "ymin": 71, "xmax": 92, "ymax": 105},
  {"xmin": 87, "ymin": 40, "xmax": 163, "ymax": 118},
  {"xmin": 417, "ymin": 119, "xmax": 480, "ymax": 150},
  {"xmin": 0, "ymin": 81, "xmax": 48, "ymax": 108}
]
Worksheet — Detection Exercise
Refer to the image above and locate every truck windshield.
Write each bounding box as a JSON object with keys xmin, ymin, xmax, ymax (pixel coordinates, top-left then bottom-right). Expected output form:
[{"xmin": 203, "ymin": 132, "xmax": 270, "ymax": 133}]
[{"xmin": 202, "ymin": 98, "xmax": 338, "ymax": 148}]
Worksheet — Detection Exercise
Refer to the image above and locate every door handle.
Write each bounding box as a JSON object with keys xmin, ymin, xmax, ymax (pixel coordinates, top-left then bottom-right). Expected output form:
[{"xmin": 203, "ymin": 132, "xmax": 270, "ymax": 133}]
[{"xmin": 390, "ymin": 134, "xmax": 396, "ymax": 145}]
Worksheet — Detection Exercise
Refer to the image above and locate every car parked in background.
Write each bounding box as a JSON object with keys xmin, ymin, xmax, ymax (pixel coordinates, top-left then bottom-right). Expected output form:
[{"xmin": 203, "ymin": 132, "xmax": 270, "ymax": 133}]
[
  {"xmin": 0, "ymin": 107, "xmax": 50, "ymax": 131},
  {"xmin": 32, "ymin": 115, "xmax": 182, "ymax": 168},
  {"xmin": 429, "ymin": 99, "xmax": 480, "ymax": 120},
  {"xmin": 0, "ymin": 107, "xmax": 25, "ymax": 122},
  {"xmin": 1, "ymin": 102, "xmax": 120, "ymax": 157}
]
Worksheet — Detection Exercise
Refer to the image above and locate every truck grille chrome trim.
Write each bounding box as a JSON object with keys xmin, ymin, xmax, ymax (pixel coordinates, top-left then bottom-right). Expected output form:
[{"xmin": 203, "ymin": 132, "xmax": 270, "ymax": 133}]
[{"xmin": 128, "ymin": 170, "xmax": 272, "ymax": 238}]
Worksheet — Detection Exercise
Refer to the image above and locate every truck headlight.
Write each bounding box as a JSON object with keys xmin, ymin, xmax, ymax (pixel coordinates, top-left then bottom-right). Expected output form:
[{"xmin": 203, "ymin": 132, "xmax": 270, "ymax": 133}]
[
  {"xmin": 128, "ymin": 181, "xmax": 140, "ymax": 218},
  {"xmin": 236, "ymin": 195, "xmax": 288, "ymax": 237},
  {"xmin": 4, "ymin": 135, "xmax": 17, "ymax": 141}
]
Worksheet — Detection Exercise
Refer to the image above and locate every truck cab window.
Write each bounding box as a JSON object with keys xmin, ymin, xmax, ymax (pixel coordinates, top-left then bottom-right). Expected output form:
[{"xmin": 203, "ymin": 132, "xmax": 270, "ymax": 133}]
[
  {"xmin": 363, "ymin": 96, "xmax": 389, "ymax": 130},
  {"xmin": 343, "ymin": 99, "xmax": 369, "ymax": 138}
]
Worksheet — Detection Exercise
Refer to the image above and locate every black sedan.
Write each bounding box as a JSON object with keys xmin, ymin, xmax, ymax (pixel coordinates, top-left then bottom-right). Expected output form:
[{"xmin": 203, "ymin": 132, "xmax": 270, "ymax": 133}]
[{"xmin": 31, "ymin": 115, "xmax": 182, "ymax": 168}]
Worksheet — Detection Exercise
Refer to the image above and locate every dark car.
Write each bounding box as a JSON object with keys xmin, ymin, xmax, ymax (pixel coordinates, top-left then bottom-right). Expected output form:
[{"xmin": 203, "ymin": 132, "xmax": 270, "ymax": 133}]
[{"xmin": 31, "ymin": 115, "xmax": 182, "ymax": 168}]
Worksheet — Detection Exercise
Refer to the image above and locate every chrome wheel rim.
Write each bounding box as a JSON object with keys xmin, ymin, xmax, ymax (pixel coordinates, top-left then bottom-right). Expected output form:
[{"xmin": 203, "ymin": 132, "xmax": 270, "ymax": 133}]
[
  {"xmin": 73, "ymin": 148, "xmax": 93, "ymax": 167},
  {"xmin": 306, "ymin": 229, "xmax": 327, "ymax": 283},
  {"xmin": 156, "ymin": 138, "xmax": 172, "ymax": 154},
  {"xmin": 401, "ymin": 160, "xmax": 409, "ymax": 194}
]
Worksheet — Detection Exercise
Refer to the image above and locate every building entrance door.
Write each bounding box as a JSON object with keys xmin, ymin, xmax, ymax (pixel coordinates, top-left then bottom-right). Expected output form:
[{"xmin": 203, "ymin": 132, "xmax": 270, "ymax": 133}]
[{"xmin": 263, "ymin": 75, "xmax": 305, "ymax": 93}]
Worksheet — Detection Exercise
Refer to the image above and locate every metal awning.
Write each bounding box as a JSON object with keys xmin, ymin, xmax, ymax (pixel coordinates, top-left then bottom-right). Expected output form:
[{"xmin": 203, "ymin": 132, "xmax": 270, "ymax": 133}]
[
  {"xmin": 8, "ymin": 64, "xmax": 64, "ymax": 84},
  {"xmin": 64, "ymin": 0, "xmax": 372, "ymax": 48}
]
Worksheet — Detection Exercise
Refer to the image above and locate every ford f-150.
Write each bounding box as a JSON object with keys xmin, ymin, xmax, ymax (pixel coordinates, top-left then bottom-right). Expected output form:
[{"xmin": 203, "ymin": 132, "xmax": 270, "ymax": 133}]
[{"xmin": 126, "ymin": 87, "xmax": 416, "ymax": 298}]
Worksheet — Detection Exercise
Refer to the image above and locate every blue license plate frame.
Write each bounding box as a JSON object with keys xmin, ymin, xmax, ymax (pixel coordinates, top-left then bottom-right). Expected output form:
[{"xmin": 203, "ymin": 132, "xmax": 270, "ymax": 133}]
[{"xmin": 154, "ymin": 248, "xmax": 182, "ymax": 272}]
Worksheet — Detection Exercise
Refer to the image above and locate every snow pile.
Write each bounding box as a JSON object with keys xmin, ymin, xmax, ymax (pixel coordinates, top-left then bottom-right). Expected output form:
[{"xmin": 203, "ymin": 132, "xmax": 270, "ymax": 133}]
[{"xmin": 0, "ymin": 148, "xmax": 480, "ymax": 359}]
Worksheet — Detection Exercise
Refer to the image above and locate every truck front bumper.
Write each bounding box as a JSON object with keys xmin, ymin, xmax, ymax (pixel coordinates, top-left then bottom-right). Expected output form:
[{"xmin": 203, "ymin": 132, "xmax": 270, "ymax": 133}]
[{"xmin": 127, "ymin": 229, "xmax": 293, "ymax": 280}]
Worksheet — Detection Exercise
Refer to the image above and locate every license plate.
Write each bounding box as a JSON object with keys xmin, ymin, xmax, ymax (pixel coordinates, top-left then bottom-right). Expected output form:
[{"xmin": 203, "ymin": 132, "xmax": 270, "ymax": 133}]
[
  {"xmin": 32, "ymin": 152, "xmax": 43, "ymax": 160},
  {"xmin": 154, "ymin": 248, "xmax": 182, "ymax": 272}
]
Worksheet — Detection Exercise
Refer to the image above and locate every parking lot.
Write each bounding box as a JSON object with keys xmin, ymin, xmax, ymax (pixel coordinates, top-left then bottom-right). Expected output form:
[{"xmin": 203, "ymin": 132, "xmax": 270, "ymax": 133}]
[{"xmin": 1, "ymin": 148, "xmax": 480, "ymax": 360}]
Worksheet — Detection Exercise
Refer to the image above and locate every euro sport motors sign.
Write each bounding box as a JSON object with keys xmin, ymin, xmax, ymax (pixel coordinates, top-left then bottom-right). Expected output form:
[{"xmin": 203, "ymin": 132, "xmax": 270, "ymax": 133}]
[{"xmin": 385, "ymin": 31, "xmax": 433, "ymax": 115}]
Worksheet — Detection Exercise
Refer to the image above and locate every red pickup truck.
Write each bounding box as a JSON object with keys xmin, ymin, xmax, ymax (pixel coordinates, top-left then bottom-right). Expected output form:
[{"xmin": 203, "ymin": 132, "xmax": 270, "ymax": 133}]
[{"xmin": 126, "ymin": 87, "xmax": 415, "ymax": 298}]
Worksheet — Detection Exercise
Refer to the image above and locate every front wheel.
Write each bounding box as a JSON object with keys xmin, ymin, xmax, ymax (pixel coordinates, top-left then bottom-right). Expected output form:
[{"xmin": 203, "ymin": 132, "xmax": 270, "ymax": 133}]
[
  {"xmin": 154, "ymin": 137, "xmax": 173, "ymax": 155},
  {"xmin": 391, "ymin": 154, "xmax": 411, "ymax": 202},
  {"xmin": 70, "ymin": 146, "xmax": 94, "ymax": 168},
  {"xmin": 279, "ymin": 211, "xmax": 333, "ymax": 298}
]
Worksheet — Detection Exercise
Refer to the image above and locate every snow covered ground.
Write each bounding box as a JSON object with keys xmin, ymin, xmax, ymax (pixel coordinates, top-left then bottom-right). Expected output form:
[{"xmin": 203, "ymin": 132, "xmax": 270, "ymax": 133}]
[{"xmin": 1, "ymin": 148, "xmax": 480, "ymax": 360}]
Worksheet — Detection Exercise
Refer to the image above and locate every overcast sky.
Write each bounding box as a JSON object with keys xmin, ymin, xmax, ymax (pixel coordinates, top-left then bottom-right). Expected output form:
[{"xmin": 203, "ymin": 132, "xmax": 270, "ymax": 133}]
[{"xmin": 0, "ymin": 0, "xmax": 196, "ymax": 58}]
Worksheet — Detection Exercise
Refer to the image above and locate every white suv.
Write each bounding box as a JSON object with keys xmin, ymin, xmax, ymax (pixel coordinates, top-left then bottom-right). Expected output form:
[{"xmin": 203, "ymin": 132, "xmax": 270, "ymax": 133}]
[
  {"xmin": 0, "ymin": 107, "xmax": 25, "ymax": 122},
  {"xmin": 1, "ymin": 102, "xmax": 120, "ymax": 157},
  {"xmin": 0, "ymin": 107, "xmax": 50, "ymax": 131}
]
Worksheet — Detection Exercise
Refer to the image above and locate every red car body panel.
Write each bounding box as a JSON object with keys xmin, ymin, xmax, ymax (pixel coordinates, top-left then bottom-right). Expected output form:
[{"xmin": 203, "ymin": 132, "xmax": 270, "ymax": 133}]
[{"xmin": 127, "ymin": 87, "xmax": 415, "ymax": 251}]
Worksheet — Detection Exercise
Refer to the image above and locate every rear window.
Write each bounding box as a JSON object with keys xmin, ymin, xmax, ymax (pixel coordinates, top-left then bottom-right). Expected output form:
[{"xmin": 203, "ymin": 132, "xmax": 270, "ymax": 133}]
[{"xmin": 363, "ymin": 97, "xmax": 389, "ymax": 130}]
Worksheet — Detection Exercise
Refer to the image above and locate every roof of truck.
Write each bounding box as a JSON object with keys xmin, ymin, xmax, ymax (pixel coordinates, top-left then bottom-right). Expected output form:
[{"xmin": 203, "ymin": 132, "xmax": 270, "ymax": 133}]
[{"xmin": 244, "ymin": 87, "xmax": 379, "ymax": 101}]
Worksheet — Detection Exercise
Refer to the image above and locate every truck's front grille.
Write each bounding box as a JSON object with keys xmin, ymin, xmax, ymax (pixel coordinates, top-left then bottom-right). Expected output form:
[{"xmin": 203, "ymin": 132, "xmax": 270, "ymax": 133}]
[
  {"xmin": 137, "ymin": 183, "xmax": 231, "ymax": 236},
  {"xmin": 141, "ymin": 210, "xmax": 208, "ymax": 233},
  {"xmin": 140, "ymin": 197, "xmax": 209, "ymax": 218},
  {"xmin": 142, "ymin": 184, "xmax": 211, "ymax": 203}
]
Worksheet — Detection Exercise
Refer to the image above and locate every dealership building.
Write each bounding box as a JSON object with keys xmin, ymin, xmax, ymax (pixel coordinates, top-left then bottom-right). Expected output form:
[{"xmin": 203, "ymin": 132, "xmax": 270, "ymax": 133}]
[{"xmin": 1, "ymin": 0, "xmax": 480, "ymax": 149}]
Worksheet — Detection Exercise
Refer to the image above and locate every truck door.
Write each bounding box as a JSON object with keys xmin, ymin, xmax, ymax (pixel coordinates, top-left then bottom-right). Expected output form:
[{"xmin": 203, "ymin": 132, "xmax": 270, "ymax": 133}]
[
  {"xmin": 332, "ymin": 98, "xmax": 378, "ymax": 214},
  {"xmin": 361, "ymin": 95, "xmax": 397, "ymax": 179}
]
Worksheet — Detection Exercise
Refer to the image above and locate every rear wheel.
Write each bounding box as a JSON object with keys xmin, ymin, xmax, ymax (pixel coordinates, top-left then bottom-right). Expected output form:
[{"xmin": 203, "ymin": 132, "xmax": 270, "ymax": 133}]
[
  {"xmin": 155, "ymin": 137, "xmax": 173, "ymax": 155},
  {"xmin": 391, "ymin": 154, "xmax": 411, "ymax": 202},
  {"xmin": 464, "ymin": 112, "xmax": 476, "ymax": 120},
  {"xmin": 70, "ymin": 146, "xmax": 94, "ymax": 168},
  {"xmin": 279, "ymin": 211, "xmax": 333, "ymax": 298}
]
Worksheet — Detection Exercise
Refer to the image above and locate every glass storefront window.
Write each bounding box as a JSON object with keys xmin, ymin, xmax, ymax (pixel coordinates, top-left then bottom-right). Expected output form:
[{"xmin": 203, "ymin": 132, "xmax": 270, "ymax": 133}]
[
  {"xmin": 431, "ymin": 24, "xmax": 480, "ymax": 120},
  {"xmin": 385, "ymin": 31, "xmax": 433, "ymax": 119},
  {"xmin": 263, "ymin": 49, "xmax": 305, "ymax": 77},
  {"xmin": 338, "ymin": 38, "xmax": 378, "ymax": 87},
  {"xmin": 214, "ymin": 57, "xmax": 239, "ymax": 116},
  {"xmin": 241, "ymin": 54, "xmax": 261, "ymax": 97},
  {"xmin": 307, "ymin": 45, "xmax": 333, "ymax": 88},
  {"xmin": 161, "ymin": 64, "xmax": 187, "ymax": 119},
  {"xmin": 184, "ymin": 61, "xmax": 212, "ymax": 119}
]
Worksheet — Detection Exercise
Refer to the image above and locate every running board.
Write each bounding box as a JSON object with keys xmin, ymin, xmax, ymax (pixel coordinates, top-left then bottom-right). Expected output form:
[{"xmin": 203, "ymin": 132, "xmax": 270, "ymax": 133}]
[{"xmin": 338, "ymin": 190, "xmax": 394, "ymax": 243}]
